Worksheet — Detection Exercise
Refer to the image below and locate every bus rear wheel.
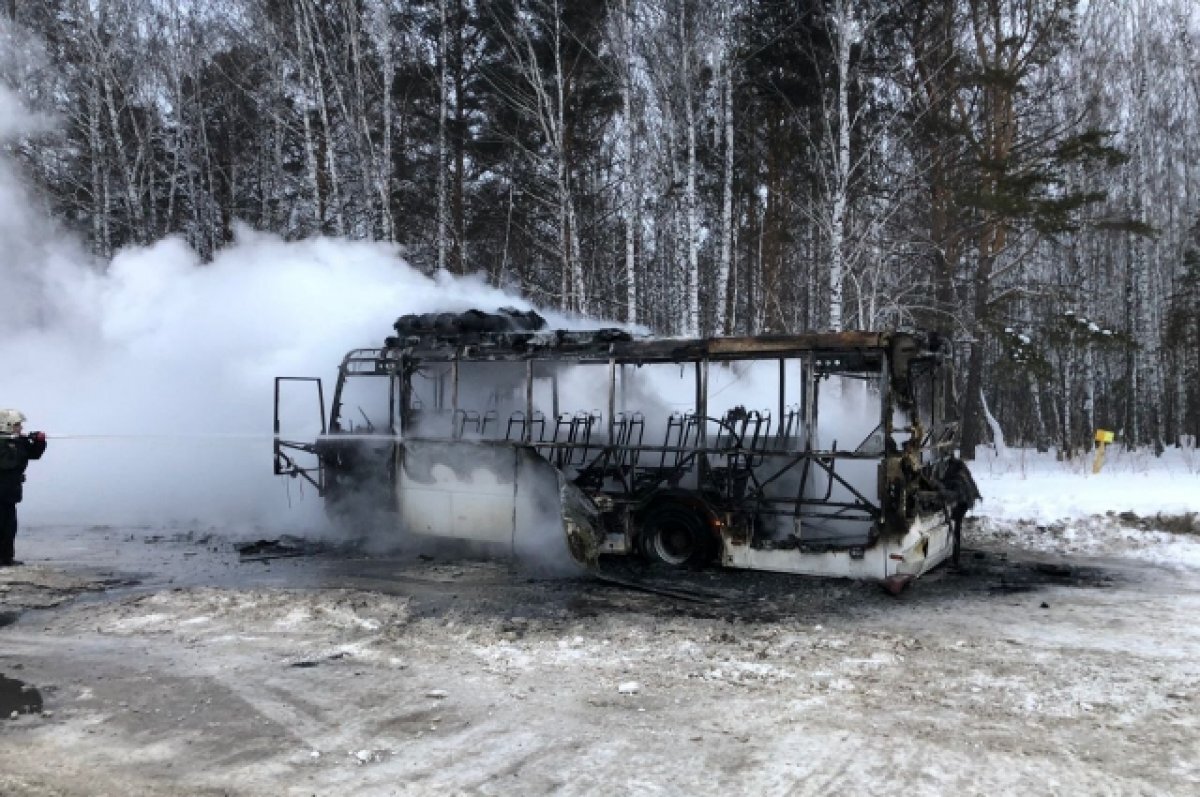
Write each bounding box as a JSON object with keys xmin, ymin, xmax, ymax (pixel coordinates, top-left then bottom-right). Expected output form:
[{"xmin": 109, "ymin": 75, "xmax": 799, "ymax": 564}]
[{"xmin": 640, "ymin": 502, "xmax": 713, "ymax": 568}]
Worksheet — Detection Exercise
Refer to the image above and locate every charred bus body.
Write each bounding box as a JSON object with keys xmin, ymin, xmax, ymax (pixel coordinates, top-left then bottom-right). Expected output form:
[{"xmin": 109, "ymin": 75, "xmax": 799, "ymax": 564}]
[{"xmin": 274, "ymin": 309, "xmax": 978, "ymax": 586}]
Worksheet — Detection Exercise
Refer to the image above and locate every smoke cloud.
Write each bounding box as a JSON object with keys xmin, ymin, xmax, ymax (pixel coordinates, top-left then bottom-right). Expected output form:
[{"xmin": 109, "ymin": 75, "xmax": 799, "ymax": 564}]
[{"xmin": 0, "ymin": 80, "xmax": 574, "ymax": 535}]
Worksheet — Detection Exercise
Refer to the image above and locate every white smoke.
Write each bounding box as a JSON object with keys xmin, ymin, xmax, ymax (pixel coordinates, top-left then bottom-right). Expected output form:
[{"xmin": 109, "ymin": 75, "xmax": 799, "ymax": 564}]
[{"xmin": 0, "ymin": 79, "xmax": 574, "ymax": 534}]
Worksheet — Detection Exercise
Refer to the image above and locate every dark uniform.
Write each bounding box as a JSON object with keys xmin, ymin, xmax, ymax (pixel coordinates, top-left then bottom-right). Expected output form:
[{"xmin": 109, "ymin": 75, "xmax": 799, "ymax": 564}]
[{"xmin": 0, "ymin": 433, "xmax": 47, "ymax": 566}]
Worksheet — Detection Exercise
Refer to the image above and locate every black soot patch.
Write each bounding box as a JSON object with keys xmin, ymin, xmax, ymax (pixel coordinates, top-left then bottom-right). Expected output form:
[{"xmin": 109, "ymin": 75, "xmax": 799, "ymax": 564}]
[{"xmin": 0, "ymin": 674, "xmax": 43, "ymax": 716}]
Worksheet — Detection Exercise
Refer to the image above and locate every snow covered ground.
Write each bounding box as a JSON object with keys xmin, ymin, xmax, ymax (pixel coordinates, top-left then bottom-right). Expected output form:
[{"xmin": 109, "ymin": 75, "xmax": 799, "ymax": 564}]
[
  {"xmin": 1, "ymin": 450, "xmax": 1198, "ymax": 796},
  {"xmin": 971, "ymin": 447, "xmax": 1200, "ymax": 569},
  {"xmin": 973, "ymin": 445, "xmax": 1200, "ymax": 522}
]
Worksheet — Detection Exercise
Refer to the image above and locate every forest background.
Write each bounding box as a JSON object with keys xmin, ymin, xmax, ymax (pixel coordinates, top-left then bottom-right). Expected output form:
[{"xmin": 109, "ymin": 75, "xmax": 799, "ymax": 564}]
[{"xmin": 1, "ymin": 0, "xmax": 1197, "ymax": 460}]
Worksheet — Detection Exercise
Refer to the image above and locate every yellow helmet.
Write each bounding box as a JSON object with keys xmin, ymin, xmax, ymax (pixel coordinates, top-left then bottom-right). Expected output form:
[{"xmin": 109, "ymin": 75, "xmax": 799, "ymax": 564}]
[{"xmin": 0, "ymin": 409, "xmax": 26, "ymax": 435}]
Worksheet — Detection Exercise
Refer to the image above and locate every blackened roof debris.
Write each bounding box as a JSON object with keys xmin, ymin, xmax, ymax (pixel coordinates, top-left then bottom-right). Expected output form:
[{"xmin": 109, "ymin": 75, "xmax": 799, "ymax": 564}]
[
  {"xmin": 393, "ymin": 307, "xmax": 546, "ymax": 338},
  {"xmin": 385, "ymin": 307, "xmax": 633, "ymax": 352},
  {"xmin": 382, "ymin": 308, "xmax": 945, "ymax": 369}
]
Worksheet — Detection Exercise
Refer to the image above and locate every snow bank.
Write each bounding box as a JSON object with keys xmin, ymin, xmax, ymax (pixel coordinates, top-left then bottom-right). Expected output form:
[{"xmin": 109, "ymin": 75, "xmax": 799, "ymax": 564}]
[
  {"xmin": 971, "ymin": 447, "xmax": 1200, "ymax": 523},
  {"xmin": 967, "ymin": 447, "xmax": 1200, "ymax": 569}
]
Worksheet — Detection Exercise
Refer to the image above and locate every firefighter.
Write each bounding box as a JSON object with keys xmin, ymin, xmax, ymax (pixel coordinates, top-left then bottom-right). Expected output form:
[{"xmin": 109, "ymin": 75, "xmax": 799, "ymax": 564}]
[{"xmin": 0, "ymin": 409, "xmax": 47, "ymax": 567}]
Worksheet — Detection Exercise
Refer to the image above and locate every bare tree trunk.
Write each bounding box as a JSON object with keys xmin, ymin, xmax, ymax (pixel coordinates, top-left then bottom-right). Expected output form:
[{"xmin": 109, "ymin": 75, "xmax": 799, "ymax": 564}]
[
  {"xmin": 554, "ymin": 2, "xmax": 586, "ymax": 314},
  {"xmin": 1083, "ymin": 337, "xmax": 1096, "ymax": 443},
  {"xmin": 375, "ymin": 2, "xmax": 395, "ymax": 241},
  {"xmin": 1029, "ymin": 372, "xmax": 1048, "ymax": 451},
  {"xmin": 339, "ymin": 0, "xmax": 385, "ymax": 238},
  {"xmin": 714, "ymin": 11, "xmax": 734, "ymax": 336},
  {"xmin": 452, "ymin": 0, "xmax": 466, "ymax": 272},
  {"xmin": 437, "ymin": 0, "xmax": 449, "ymax": 271},
  {"xmin": 728, "ymin": 193, "xmax": 739, "ymax": 333},
  {"xmin": 87, "ymin": 73, "xmax": 110, "ymax": 257},
  {"xmin": 1125, "ymin": 229, "xmax": 1140, "ymax": 447},
  {"xmin": 827, "ymin": 0, "xmax": 854, "ymax": 333},
  {"xmin": 1133, "ymin": 20, "xmax": 1166, "ymax": 454},
  {"xmin": 294, "ymin": 8, "xmax": 324, "ymax": 229},
  {"xmin": 959, "ymin": 266, "xmax": 991, "ymax": 460},
  {"xmin": 81, "ymin": 1, "xmax": 146, "ymax": 246},
  {"xmin": 753, "ymin": 193, "xmax": 766, "ymax": 334},
  {"xmin": 298, "ymin": 0, "xmax": 344, "ymax": 235},
  {"xmin": 1061, "ymin": 328, "xmax": 1075, "ymax": 457},
  {"xmin": 683, "ymin": 9, "xmax": 699, "ymax": 337},
  {"xmin": 619, "ymin": 0, "xmax": 638, "ymax": 325}
]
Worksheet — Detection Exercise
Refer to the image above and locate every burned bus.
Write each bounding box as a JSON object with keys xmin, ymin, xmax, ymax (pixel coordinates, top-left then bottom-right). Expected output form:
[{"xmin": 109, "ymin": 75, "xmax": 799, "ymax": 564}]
[{"xmin": 274, "ymin": 309, "xmax": 978, "ymax": 587}]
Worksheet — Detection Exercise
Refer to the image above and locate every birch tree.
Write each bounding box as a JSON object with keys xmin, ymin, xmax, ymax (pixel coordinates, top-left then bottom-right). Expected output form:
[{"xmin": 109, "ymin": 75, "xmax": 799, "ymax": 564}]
[
  {"xmin": 608, "ymin": 0, "xmax": 643, "ymax": 324},
  {"xmin": 824, "ymin": 0, "xmax": 856, "ymax": 333},
  {"xmin": 713, "ymin": 2, "xmax": 735, "ymax": 335},
  {"xmin": 483, "ymin": 0, "xmax": 603, "ymax": 314}
]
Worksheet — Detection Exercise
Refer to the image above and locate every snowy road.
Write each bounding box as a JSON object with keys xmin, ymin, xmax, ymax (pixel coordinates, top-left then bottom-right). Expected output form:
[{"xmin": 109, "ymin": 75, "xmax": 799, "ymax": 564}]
[{"xmin": 1, "ymin": 518, "xmax": 1198, "ymax": 796}]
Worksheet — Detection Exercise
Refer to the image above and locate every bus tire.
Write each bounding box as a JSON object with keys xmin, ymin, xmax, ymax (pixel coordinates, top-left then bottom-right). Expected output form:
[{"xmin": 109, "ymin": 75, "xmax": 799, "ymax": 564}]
[{"xmin": 639, "ymin": 501, "xmax": 712, "ymax": 568}]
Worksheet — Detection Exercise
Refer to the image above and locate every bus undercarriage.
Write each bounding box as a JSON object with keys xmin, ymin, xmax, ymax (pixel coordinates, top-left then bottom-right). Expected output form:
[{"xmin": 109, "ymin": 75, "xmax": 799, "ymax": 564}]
[{"xmin": 274, "ymin": 309, "xmax": 979, "ymax": 587}]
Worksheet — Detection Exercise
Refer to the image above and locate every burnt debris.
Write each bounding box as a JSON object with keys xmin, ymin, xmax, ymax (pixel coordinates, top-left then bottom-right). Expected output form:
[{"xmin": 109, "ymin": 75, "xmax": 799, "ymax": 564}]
[
  {"xmin": 389, "ymin": 307, "xmax": 546, "ymax": 342},
  {"xmin": 385, "ymin": 307, "xmax": 633, "ymax": 352},
  {"xmin": 0, "ymin": 674, "xmax": 42, "ymax": 717},
  {"xmin": 236, "ymin": 537, "xmax": 327, "ymax": 562}
]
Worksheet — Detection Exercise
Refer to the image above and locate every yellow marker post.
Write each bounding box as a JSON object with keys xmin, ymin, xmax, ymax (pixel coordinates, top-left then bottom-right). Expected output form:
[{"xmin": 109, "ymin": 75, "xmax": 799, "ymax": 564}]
[{"xmin": 1093, "ymin": 429, "xmax": 1114, "ymax": 474}]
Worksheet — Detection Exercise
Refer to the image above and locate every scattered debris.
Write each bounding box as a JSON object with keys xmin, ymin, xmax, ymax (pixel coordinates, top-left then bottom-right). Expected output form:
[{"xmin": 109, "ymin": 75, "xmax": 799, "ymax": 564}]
[
  {"xmin": 950, "ymin": 551, "xmax": 1118, "ymax": 594},
  {"xmin": 237, "ymin": 536, "xmax": 325, "ymax": 562},
  {"xmin": 237, "ymin": 538, "xmax": 299, "ymax": 557},
  {"xmin": 1114, "ymin": 511, "xmax": 1200, "ymax": 536},
  {"xmin": 352, "ymin": 749, "xmax": 383, "ymax": 765},
  {"xmin": 0, "ymin": 675, "xmax": 43, "ymax": 717},
  {"xmin": 594, "ymin": 572, "xmax": 724, "ymax": 604}
]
